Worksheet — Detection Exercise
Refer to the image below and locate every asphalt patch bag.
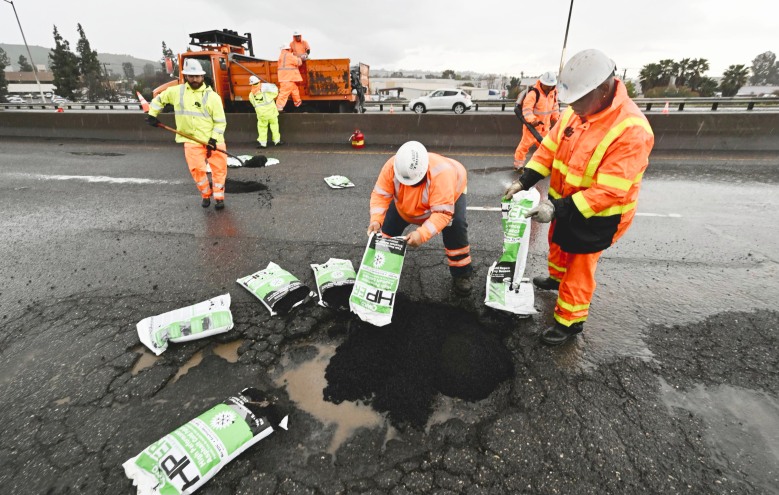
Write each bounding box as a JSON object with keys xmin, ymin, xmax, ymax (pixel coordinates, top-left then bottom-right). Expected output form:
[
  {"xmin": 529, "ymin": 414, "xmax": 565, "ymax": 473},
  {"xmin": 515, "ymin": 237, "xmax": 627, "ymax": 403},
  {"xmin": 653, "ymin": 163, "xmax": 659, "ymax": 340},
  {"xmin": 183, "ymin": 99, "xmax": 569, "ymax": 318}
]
[
  {"xmin": 484, "ymin": 187, "xmax": 540, "ymax": 315},
  {"xmin": 349, "ymin": 233, "xmax": 407, "ymax": 326},
  {"xmin": 237, "ymin": 262, "xmax": 312, "ymax": 315},
  {"xmin": 311, "ymin": 258, "xmax": 357, "ymax": 310},
  {"xmin": 123, "ymin": 387, "xmax": 289, "ymax": 495},
  {"xmin": 136, "ymin": 294, "xmax": 234, "ymax": 356}
]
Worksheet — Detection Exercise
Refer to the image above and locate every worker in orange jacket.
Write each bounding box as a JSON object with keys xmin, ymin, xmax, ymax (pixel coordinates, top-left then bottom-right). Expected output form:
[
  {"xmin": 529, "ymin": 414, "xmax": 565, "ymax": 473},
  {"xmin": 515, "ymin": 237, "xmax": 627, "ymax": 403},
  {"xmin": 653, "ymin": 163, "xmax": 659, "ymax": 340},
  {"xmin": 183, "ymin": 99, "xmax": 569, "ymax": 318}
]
[
  {"xmin": 513, "ymin": 71, "xmax": 560, "ymax": 171},
  {"xmin": 289, "ymin": 31, "xmax": 310, "ymax": 58},
  {"xmin": 276, "ymin": 46, "xmax": 303, "ymax": 112},
  {"xmin": 368, "ymin": 141, "xmax": 474, "ymax": 295},
  {"xmin": 503, "ymin": 49, "xmax": 654, "ymax": 345}
]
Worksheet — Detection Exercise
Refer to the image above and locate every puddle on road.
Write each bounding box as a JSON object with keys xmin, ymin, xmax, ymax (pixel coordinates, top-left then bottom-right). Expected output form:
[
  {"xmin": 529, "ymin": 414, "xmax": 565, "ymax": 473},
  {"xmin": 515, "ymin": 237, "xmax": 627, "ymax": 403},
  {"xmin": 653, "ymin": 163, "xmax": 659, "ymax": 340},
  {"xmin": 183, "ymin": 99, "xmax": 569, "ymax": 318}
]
[
  {"xmin": 660, "ymin": 378, "xmax": 779, "ymax": 492},
  {"xmin": 275, "ymin": 344, "xmax": 385, "ymax": 455},
  {"xmin": 131, "ymin": 345, "xmax": 160, "ymax": 376},
  {"xmin": 172, "ymin": 351, "xmax": 204, "ymax": 383},
  {"xmin": 69, "ymin": 152, "xmax": 125, "ymax": 157},
  {"xmin": 213, "ymin": 340, "xmax": 243, "ymax": 363}
]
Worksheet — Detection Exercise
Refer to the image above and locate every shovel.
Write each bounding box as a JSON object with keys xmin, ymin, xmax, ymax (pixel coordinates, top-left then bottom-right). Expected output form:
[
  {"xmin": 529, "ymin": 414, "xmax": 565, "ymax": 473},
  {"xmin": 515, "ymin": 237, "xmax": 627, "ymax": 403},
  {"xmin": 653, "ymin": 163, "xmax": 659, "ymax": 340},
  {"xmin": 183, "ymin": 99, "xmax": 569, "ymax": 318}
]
[{"xmin": 154, "ymin": 122, "xmax": 267, "ymax": 168}]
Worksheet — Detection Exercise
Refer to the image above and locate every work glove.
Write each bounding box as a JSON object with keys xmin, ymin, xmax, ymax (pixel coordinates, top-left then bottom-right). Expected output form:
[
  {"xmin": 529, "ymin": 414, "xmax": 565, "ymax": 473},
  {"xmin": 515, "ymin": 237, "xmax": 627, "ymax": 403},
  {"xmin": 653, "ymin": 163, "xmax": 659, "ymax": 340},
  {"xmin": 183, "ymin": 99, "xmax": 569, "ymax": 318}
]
[
  {"xmin": 206, "ymin": 138, "xmax": 218, "ymax": 151},
  {"xmin": 525, "ymin": 200, "xmax": 555, "ymax": 223},
  {"xmin": 146, "ymin": 115, "xmax": 160, "ymax": 127},
  {"xmin": 367, "ymin": 221, "xmax": 381, "ymax": 236},
  {"xmin": 405, "ymin": 230, "xmax": 423, "ymax": 248},
  {"xmin": 502, "ymin": 180, "xmax": 525, "ymax": 201}
]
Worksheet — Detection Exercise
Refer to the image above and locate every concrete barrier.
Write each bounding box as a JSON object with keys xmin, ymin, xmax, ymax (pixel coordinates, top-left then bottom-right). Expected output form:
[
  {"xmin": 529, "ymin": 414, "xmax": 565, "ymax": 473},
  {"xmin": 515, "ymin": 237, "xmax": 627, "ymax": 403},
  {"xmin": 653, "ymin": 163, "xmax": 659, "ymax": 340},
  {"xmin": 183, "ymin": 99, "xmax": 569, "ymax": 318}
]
[{"xmin": 1, "ymin": 111, "xmax": 778, "ymax": 151}]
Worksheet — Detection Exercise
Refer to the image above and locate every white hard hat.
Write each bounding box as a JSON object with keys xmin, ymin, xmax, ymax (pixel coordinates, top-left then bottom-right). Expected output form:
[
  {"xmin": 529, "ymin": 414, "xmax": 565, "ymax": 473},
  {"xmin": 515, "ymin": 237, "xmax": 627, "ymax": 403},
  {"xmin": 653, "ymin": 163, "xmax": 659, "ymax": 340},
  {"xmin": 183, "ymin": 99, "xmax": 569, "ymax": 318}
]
[
  {"xmin": 249, "ymin": 75, "xmax": 260, "ymax": 85},
  {"xmin": 181, "ymin": 59, "xmax": 206, "ymax": 76},
  {"xmin": 293, "ymin": 31, "xmax": 301, "ymax": 36},
  {"xmin": 539, "ymin": 71, "xmax": 557, "ymax": 86},
  {"xmin": 280, "ymin": 45, "xmax": 289, "ymax": 51},
  {"xmin": 557, "ymin": 49, "xmax": 616, "ymax": 104},
  {"xmin": 394, "ymin": 141, "xmax": 429, "ymax": 186}
]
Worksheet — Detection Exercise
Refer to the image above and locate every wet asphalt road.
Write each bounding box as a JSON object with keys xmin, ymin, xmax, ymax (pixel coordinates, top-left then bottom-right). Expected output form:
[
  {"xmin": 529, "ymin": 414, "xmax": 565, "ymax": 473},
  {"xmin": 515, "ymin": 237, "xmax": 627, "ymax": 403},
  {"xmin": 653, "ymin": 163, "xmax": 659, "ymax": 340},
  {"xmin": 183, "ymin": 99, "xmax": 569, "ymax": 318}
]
[{"xmin": 0, "ymin": 137, "xmax": 778, "ymax": 494}]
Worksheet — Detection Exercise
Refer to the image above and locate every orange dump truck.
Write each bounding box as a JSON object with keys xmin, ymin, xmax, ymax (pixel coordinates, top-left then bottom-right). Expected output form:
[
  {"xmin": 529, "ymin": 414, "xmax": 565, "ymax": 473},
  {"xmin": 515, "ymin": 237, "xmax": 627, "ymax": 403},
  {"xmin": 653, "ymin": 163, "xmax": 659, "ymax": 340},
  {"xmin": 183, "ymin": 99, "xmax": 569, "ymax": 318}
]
[{"xmin": 154, "ymin": 29, "xmax": 369, "ymax": 113}]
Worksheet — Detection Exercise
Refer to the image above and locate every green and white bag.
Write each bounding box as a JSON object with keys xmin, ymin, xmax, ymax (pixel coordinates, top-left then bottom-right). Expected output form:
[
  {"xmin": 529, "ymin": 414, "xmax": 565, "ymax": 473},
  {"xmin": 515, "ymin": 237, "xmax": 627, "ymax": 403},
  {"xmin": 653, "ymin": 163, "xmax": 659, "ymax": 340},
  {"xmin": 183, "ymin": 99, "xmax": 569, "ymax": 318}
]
[
  {"xmin": 123, "ymin": 387, "xmax": 288, "ymax": 495},
  {"xmin": 484, "ymin": 187, "xmax": 540, "ymax": 315},
  {"xmin": 323, "ymin": 175, "xmax": 355, "ymax": 189},
  {"xmin": 349, "ymin": 233, "xmax": 407, "ymax": 327},
  {"xmin": 136, "ymin": 294, "xmax": 234, "ymax": 356},
  {"xmin": 311, "ymin": 258, "xmax": 357, "ymax": 310},
  {"xmin": 237, "ymin": 262, "xmax": 312, "ymax": 316}
]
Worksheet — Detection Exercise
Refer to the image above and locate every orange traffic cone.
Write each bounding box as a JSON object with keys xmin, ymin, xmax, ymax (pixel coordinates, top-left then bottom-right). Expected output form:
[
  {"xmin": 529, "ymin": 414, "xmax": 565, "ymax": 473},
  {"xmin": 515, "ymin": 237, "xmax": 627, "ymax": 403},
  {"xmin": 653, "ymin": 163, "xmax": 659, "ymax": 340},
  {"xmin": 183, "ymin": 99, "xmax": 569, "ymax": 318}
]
[
  {"xmin": 389, "ymin": 104, "xmax": 395, "ymax": 114},
  {"xmin": 136, "ymin": 91, "xmax": 150, "ymax": 113},
  {"xmin": 662, "ymin": 101, "xmax": 670, "ymax": 114}
]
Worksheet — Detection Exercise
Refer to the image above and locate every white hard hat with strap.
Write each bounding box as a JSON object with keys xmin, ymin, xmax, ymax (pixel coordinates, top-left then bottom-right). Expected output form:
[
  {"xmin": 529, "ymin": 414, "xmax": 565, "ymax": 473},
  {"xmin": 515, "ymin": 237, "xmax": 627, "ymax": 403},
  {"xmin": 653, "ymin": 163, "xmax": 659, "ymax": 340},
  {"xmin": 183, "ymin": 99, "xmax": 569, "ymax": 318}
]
[{"xmin": 557, "ymin": 49, "xmax": 616, "ymax": 104}]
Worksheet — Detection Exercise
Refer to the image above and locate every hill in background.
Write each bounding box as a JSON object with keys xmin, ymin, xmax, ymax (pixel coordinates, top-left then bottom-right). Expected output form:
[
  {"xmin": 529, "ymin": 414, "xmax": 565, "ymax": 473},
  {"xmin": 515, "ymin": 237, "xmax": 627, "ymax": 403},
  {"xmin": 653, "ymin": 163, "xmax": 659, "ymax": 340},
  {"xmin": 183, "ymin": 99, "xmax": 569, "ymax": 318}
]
[{"xmin": 0, "ymin": 43, "xmax": 158, "ymax": 75}]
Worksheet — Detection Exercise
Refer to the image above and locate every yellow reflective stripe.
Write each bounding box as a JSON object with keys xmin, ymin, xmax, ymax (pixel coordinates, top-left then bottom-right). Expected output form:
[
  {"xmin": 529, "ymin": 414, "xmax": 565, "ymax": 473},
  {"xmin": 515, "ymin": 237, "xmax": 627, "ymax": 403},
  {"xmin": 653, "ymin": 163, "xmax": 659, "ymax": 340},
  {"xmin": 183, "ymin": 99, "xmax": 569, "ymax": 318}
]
[
  {"xmin": 596, "ymin": 173, "xmax": 633, "ymax": 191},
  {"xmin": 526, "ymin": 160, "xmax": 551, "ymax": 177},
  {"xmin": 548, "ymin": 185, "xmax": 561, "ymax": 199},
  {"xmin": 557, "ymin": 108, "xmax": 574, "ymax": 140},
  {"xmin": 554, "ymin": 313, "xmax": 588, "ymax": 325},
  {"xmin": 634, "ymin": 170, "xmax": 644, "ymax": 182},
  {"xmin": 556, "ymin": 297, "xmax": 590, "ymax": 312},
  {"xmin": 550, "ymin": 275, "xmax": 562, "ymax": 282},
  {"xmin": 572, "ymin": 191, "xmax": 595, "ymax": 218},
  {"xmin": 541, "ymin": 135, "xmax": 558, "ymax": 153},
  {"xmin": 565, "ymin": 172, "xmax": 585, "ymax": 188},
  {"xmin": 595, "ymin": 201, "xmax": 637, "ymax": 217},
  {"xmin": 582, "ymin": 117, "xmax": 654, "ymax": 187},
  {"xmin": 551, "ymin": 158, "xmax": 567, "ymax": 175},
  {"xmin": 548, "ymin": 261, "xmax": 566, "ymax": 273}
]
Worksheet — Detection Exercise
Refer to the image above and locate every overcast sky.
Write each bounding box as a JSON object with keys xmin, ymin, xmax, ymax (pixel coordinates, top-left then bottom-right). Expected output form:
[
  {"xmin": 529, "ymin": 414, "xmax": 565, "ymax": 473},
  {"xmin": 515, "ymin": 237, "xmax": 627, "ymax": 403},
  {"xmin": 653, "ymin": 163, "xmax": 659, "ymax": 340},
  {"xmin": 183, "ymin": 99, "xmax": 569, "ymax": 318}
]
[{"xmin": 1, "ymin": 0, "xmax": 775, "ymax": 78}]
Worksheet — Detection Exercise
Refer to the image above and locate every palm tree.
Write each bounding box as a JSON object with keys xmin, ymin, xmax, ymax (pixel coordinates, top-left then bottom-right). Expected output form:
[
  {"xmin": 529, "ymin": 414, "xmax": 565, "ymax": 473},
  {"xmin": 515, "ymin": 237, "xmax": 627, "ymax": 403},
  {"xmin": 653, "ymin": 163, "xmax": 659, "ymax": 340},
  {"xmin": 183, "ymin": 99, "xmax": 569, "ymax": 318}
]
[
  {"xmin": 719, "ymin": 64, "xmax": 750, "ymax": 96},
  {"xmin": 639, "ymin": 63, "xmax": 663, "ymax": 93}
]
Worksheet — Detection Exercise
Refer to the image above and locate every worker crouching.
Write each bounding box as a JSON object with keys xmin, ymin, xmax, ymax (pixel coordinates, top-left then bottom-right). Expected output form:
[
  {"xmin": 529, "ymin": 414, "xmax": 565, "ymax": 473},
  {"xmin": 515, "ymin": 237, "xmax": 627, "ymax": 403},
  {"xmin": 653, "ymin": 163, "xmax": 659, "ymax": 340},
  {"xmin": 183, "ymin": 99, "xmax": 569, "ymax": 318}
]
[
  {"xmin": 146, "ymin": 59, "xmax": 228, "ymax": 209},
  {"xmin": 368, "ymin": 141, "xmax": 474, "ymax": 296},
  {"xmin": 504, "ymin": 49, "xmax": 654, "ymax": 345}
]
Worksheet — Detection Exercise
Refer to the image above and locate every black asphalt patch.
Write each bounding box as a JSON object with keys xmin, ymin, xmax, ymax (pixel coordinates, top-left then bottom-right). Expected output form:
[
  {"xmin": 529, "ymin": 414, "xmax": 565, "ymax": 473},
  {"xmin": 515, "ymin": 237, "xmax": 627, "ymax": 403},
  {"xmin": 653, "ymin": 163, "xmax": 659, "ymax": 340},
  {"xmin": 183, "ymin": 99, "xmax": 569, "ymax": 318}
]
[
  {"xmin": 323, "ymin": 297, "xmax": 514, "ymax": 427},
  {"xmin": 225, "ymin": 178, "xmax": 269, "ymax": 193}
]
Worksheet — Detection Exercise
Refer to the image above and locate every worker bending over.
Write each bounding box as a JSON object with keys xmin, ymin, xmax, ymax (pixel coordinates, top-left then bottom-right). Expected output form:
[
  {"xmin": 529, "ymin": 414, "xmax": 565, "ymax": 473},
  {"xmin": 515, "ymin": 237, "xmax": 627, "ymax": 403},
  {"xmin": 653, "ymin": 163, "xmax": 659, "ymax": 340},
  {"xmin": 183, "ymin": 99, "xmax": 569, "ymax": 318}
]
[
  {"xmin": 504, "ymin": 49, "xmax": 654, "ymax": 345},
  {"xmin": 369, "ymin": 141, "xmax": 474, "ymax": 296},
  {"xmin": 249, "ymin": 76, "xmax": 284, "ymax": 148},
  {"xmin": 276, "ymin": 46, "xmax": 303, "ymax": 112},
  {"xmin": 146, "ymin": 59, "xmax": 228, "ymax": 209},
  {"xmin": 514, "ymin": 71, "xmax": 559, "ymax": 171}
]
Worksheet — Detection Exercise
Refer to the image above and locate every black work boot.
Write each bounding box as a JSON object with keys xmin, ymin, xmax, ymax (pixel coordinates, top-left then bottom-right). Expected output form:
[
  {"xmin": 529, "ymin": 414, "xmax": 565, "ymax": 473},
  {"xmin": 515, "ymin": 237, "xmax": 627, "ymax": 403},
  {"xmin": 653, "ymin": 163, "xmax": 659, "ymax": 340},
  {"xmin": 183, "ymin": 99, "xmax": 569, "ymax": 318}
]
[
  {"xmin": 533, "ymin": 276, "xmax": 560, "ymax": 291},
  {"xmin": 201, "ymin": 197, "xmax": 211, "ymax": 208},
  {"xmin": 257, "ymin": 142, "xmax": 267, "ymax": 149},
  {"xmin": 215, "ymin": 199, "xmax": 225, "ymax": 210},
  {"xmin": 452, "ymin": 274, "xmax": 473, "ymax": 296},
  {"xmin": 540, "ymin": 322, "xmax": 583, "ymax": 346},
  {"xmin": 274, "ymin": 140, "xmax": 286, "ymax": 146}
]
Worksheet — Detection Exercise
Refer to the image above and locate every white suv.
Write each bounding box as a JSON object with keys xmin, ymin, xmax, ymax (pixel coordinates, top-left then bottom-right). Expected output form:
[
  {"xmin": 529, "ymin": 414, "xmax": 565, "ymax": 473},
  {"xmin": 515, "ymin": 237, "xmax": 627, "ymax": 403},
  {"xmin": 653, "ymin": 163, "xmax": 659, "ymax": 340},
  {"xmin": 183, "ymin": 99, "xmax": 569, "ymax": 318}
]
[{"xmin": 409, "ymin": 88, "xmax": 472, "ymax": 114}]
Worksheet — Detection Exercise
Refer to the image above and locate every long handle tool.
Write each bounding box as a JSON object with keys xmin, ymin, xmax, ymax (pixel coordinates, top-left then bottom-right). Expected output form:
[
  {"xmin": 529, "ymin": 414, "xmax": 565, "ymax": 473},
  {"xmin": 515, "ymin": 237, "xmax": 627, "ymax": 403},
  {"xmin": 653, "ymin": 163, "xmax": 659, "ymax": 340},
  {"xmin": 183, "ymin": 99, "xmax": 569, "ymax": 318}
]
[{"xmin": 155, "ymin": 123, "xmax": 267, "ymax": 168}]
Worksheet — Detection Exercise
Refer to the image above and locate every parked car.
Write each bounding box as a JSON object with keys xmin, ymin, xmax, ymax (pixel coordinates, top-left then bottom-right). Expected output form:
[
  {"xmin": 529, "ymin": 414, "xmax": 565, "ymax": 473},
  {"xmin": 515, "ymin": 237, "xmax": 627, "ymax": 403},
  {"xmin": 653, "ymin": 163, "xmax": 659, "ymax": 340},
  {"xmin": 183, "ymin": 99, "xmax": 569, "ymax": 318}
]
[
  {"xmin": 409, "ymin": 88, "xmax": 472, "ymax": 114},
  {"xmin": 6, "ymin": 95, "xmax": 25, "ymax": 103}
]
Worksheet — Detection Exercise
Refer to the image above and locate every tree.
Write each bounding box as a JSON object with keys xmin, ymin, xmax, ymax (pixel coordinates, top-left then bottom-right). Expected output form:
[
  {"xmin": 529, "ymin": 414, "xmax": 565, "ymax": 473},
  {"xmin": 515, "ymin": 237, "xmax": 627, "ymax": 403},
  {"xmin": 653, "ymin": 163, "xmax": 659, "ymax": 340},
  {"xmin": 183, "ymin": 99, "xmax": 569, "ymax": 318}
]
[
  {"xmin": 441, "ymin": 69, "xmax": 457, "ymax": 80},
  {"xmin": 49, "ymin": 25, "xmax": 80, "ymax": 99},
  {"xmin": 719, "ymin": 64, "xmax": 750, "ymax": 97},
  {"xmin": 0, "ymin": 48, "xmax": 9, "ymax": 101},
  {"xmin": 17, "ymin": 55, "xmax": 33, "ymax": 72},
  {"xmin": 624, "ymin": 80, "xmax": 638, "ymax": 98},
  {"xmin": 389, "ymin": 71, "xmax": 404, "ymax": 78},
  {"xmin": 506, "ymin": 76, "xmax": 520, "ymax": 99},
  {"xmin": 77, "ymin": 23, "xmax": 111, "ymax": 101},
  {"xmin": 639, "ymin": 63, "xmax": 664, "ymax": 93},
  {"xmin": 697, "ymin": 77, "xmax": 719, "ymax": 97},
  {"xmin": 749, "ymin": 51, "xmax": 778, "ymax": 85}
]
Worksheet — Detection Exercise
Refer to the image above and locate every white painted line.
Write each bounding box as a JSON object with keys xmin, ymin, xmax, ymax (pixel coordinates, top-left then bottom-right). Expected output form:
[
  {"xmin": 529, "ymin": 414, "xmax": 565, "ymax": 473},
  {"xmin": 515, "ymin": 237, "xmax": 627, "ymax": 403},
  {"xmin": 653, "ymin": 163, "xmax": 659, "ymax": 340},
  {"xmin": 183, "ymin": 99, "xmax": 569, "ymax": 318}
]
[
  {"xmin": 468, "ymin": 206, "xmax": 682, "ymax": 218},
  {"xmin": 9, "ymin": 173, "xmax": 183, "ymax": 185}
]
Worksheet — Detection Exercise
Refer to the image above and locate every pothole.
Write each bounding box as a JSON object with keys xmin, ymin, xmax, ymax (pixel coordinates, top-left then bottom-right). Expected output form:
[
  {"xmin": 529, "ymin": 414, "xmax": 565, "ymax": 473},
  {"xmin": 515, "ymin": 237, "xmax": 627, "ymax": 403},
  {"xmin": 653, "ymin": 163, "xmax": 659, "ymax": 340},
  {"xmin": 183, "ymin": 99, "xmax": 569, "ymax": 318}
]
[
  {"xmin": 213, "ymin": 339, "xmax": 243, "ymax": 363},
  {"xmin": 69, "ymin": 152, "xmax": 125, "ymax": 156},
  {"xmin": 130, "ymin": 345, "xmax": 160, "ymax": 376},
  {"xmin": 225, "ymin": 178, "xmax": 268, "ymax": 193},
  {"xmin": 323, "ymin": 299, "xmax": 514, "ymax": 428},
  {"xmin": 172, "ymin": 350, "xmax": 204, "ymax": 383}
]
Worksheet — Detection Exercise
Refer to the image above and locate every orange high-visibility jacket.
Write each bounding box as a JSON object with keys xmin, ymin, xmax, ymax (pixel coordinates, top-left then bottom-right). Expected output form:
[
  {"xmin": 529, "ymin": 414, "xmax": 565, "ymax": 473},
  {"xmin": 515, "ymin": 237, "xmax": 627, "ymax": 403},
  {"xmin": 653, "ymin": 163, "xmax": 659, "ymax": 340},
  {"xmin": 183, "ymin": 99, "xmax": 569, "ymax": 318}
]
[
  {"xmin": 289, "ymin": 39, "xmax": 310, "ymax": 57},
  {"xmin": 277, "ymin": 49, "xmax": 303, "ymax": 83},
  {"xmin": 370, "ymin": 153, "xmax": 467, "ymax": 244},
  {"xmin": 521, "ymin": 80, "xmax": 560, "ymax": 127},
  {"xmin": 526, "ymin": 79, "xmax": 654, "ymax": 253}
]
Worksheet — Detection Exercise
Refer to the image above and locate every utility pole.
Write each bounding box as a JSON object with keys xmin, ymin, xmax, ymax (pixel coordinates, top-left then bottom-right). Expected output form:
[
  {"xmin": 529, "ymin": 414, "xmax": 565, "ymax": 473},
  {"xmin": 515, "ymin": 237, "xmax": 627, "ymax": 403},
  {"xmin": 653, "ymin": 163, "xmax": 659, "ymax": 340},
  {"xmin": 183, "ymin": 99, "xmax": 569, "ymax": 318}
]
[{"xmin": 3, "ymin": 0, "xmax": 47, "ymax": 102}]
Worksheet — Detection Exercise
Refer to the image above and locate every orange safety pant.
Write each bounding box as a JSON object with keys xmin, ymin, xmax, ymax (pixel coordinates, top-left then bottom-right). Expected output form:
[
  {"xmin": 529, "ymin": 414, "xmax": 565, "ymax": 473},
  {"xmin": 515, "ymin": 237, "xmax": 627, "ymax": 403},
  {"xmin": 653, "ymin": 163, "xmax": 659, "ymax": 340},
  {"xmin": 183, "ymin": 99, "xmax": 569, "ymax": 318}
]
[
  {"xmin": 546, "ymin": 221, "xmax": 603, "ymax": 327},
  {"xmin": 184, "ymin": 142, "xmax": 227, "ymax": 201},
  {"xmin": 513, "ymin": 124, "xmax": 547, "ymax": 169},
  {"xmin": 276, "ymin": 81, "xmax": 302, "ymax": 111}
]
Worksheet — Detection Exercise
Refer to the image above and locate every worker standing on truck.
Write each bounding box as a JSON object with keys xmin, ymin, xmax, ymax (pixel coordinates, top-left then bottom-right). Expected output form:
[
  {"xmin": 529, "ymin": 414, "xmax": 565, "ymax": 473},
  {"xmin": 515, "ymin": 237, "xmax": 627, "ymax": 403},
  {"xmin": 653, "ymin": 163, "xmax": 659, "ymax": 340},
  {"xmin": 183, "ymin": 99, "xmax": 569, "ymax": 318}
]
[
  {"xmin": 249, "ymin": 75, "xmax": 284, "ymax": 148},
  {"xmin": 503, "ymin": 49, "xmax": 654, "ymax": 345},
  {"xmin": 513, "ymin": 72, "xmax": 559, "ymax": 171},
  {"xmin": 146, "ymin": 59, "xmax": 229, "ymax": 210},
  {"xmin": 289, "ymin": 31, "xmax": 310, "ymax": 59},
  {"xmin": 276, "ymin": 45, "xmax": 303, "ymax": 112},
  {"xmin": 368, "ymin": 141, "xmax": 474, "ymax": 296}
]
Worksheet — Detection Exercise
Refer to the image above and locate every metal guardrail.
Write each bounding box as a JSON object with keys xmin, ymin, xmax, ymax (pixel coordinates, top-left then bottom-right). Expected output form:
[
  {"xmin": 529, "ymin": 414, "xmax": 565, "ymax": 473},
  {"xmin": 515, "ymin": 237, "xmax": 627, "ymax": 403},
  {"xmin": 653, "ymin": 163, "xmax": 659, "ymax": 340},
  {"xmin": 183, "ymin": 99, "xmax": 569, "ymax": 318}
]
[
  {"xmin": 364, "ymin": 97, "xmax": 779, "ymax": 112},
  {"xmin": 0, "ymin": 102, "xmax": 143, "ymax": 110}
]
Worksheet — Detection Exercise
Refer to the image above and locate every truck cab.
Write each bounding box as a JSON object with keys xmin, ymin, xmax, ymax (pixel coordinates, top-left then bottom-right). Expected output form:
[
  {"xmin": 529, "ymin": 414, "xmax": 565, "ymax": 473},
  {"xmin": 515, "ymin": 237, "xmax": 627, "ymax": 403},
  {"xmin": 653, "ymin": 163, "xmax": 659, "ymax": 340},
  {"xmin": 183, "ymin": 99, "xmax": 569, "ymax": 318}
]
[{"xmin": 154, "ymin": 29, "xmax": 368, "ymax": 113}]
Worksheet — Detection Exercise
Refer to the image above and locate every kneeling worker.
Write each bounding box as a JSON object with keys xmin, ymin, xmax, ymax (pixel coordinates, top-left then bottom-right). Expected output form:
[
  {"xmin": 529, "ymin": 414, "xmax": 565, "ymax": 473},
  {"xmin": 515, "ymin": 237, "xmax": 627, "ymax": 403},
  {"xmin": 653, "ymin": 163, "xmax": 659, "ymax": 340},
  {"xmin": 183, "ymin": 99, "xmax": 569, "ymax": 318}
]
[
  {"xmin": 368, "ymin": 141, "xmax": 474, "ymax": 295},
  {"xmin": 249, "ymin": 76, "xmax": 283, "ymax": 148},
  {"xmin": 146, "ymin": 59, "xmax": 228, "ymax": 209},
  {"xmin": 504, "ymin": 49, "xmax": 654, "ymax": 345}
]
